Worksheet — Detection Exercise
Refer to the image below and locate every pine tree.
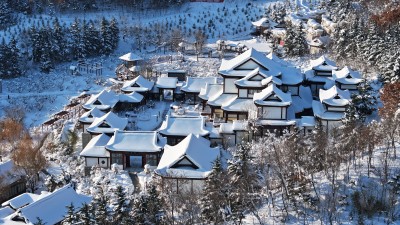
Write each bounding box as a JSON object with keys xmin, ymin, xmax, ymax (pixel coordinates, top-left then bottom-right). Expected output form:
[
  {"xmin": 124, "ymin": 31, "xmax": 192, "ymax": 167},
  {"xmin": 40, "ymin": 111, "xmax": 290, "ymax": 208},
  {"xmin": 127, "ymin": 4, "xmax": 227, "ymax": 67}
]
[
  {"xmin": 7, "ymin": 37, "xmax": 21, "ymax": 77},
  {"xmin": 33, "ymin": 217, "xmax": 46, "ymax": 225},
  {"xmin": 132, "ymin": 195, "xmax": 148, "ymax": 224},
  {"xmin": 94, "ymin": 191, "xmax": 110, "ymax": 225},
  {"xmin": 100, "ymin": 17, "xmax": 112, "ymax": 55},
  {"xmin": 146, "ymin": 184, "xmax": 163, "ymax": 224},
  {"xmin": 200, "ymin": 157, "xmax": 227, "ymax": 224},
  {"xmin": 284, "ymin": 21, "xmax": 307, "ymax": 57},
  {"xmin": 69, "ymin": 18, "xmax": 83, "ymax": 60},
  {"xmin": 226, "ymin": 143, "xmax": 261, "ymax": 224},
  {"xmin": 51, "ymin": 18, "xmax": 66, "ymax": 62},
  {"xmin": 77, "ymin": 203, "xmax": 93, "ymax": 225},
  {"xmin": 62, "ymin": 203, "xmax": 77, "ymax": 225},
  {"xmin": 113, "ymin": 185, "xmax": 128, "ymax": 223},
  {"xmin": 109, "ymin": 17, "xmax": 119, "ymax": 50}
]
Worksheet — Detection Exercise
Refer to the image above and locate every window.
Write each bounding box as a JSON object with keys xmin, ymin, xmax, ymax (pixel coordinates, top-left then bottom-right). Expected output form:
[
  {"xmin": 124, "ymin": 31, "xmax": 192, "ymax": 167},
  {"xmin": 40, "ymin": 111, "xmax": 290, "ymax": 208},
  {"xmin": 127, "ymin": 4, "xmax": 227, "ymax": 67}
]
[
  {"xmin": 111, "ymin": 153, "xmax": 123, "ymax": 165},
  {"xmin": 146, "ymin": 154, "xmax": 158, "ymax": 166},
  {"xmin": 248, "ymin": 89, "xmax": 257, "ymax": 98}
]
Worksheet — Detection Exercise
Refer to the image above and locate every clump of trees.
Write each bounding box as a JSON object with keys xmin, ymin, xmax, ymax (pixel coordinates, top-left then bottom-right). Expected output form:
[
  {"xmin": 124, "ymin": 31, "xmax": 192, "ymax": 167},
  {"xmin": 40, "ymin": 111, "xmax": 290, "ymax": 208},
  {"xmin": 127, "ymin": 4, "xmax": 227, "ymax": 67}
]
[{"xmin": 24, "ymin": 17, "xmax": 119, "ymax": 73}]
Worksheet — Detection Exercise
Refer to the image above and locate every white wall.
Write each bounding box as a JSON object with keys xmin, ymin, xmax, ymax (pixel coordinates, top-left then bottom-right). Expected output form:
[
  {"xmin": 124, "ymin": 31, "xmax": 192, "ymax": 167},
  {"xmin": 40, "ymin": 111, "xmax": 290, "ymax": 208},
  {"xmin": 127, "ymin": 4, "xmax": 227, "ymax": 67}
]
[
  {"xmin": 85, "ymin": 157, "xmax": 109, "ymax": 168},
  {"xmin": 236, "ymin": 59, "xmax": 259, "ymax": 70},
  {"xmin": 224, "ymin": 78, "xmax": 238, "ymax": 93},
  {"xmin": 262, "ymin": 107, "xmax": 284, "ymax": 119},
  {"xmin": 238, "ymin": 89, "xmax": 247, "ymax": 98}
]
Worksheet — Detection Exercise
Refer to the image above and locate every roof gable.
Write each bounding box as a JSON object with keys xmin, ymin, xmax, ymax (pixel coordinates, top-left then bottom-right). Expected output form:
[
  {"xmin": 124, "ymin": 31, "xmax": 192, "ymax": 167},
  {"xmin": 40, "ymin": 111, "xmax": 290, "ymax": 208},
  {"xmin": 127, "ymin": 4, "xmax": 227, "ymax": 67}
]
[{"xmin": 171, "ymin": 156, "xmax": 199, "ymax": 169}]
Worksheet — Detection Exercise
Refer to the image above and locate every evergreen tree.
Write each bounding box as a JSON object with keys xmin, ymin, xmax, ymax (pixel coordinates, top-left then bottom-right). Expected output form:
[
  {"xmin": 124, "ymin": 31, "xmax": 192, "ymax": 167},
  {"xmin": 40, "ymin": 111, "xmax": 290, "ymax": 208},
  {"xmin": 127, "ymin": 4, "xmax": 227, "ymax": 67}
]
[
  {"xmin": 284, "ymin": 22, "xmax": 307, "ymax": 57},
  {"xmin": 113, "ymin": 185, "xmax": 128, "ymax": 223},
  {"xmin": 109, "ymin": 17, "xmax": 119, "ymax": 50},
  {"xmin": 69, "ymin": 18, "xmax": 83, "ymax": 60},
  {"xmin": 132, "ymin": 195, "xmax": 148, "ymax": 224},
  {"xmin": 146, "ymin": 184, "xmax": 163, "ymax": 224},
  {"xmin": 100, "ymin": 17, "xmax": 112, "ymax": 55},
  {"xmin": 226, "ymin": 144, "xmax": 261, "ymax": 224},
  {"xmin": 200, "ymin": 157, "xmax": 227, "ymax": 224},
  {"xmin": 39, "ymin": 27, "xmax": 54, "ymax": 73},
  {"xmin": 94, "ymin": 191, "xmax": 110, "ymax": 225},
  {"xmin": 77, "ymin": 203, "xmax": 93, "ymax": 225},
  {"xmin": 33, "ymin": 217, "xmax": 46, "ymax": 225},
  {"xmin": 346, "ymin": 81, "xmax": 377, "ymax": 123},
  {"xmin": 62, "ymin": 203, "xmax": 77, "ymax": 225},
  {"xmin": 7, "ymin": 37, "xmax": 21, "ymax": 77},
  {"xmin": 51, "ymin": 18, "xmax": 66, "ymax": 62}
]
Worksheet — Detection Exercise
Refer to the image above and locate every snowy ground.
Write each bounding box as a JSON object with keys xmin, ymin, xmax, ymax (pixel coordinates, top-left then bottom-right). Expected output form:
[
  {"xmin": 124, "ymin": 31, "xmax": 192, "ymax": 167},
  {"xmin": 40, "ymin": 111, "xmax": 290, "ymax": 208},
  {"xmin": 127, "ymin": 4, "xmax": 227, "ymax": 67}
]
[{"xmin": 243, "ymin": 146, "xmax": 400, "ymax": 225}]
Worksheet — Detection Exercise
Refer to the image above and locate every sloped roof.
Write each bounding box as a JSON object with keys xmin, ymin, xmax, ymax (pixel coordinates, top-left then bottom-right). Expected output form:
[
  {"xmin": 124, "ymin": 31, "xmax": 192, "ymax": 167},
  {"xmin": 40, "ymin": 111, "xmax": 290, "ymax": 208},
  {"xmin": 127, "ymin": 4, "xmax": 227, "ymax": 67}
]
[
  {"xmin": 105, "ymin": 131, "xmax": 164, "ymax": 153},
  {"xmin": 219, "ymin": 120, "xmax": 248, "ymax": 134},
  {"xmin": 332, "ymin": 66, "xmax": 363, "ymax": 85},
  {"xmin": 121, "ymin": 75, "xmax": 154, "ymax": 93},
  {"xmin": 83, "ymin": 90, "xmax": 119, "ymax": 111},
  {"xmin": 235, "ymin": 68, "xmax": 276, "ymax": 88},
  {"xmin": 119, "ymin": 52, "xmax": 143, "ymax": 61},
  {"xmin": 291, "ymin": 86, "xmax": 313, "ymax": 113},
  {"xmin": 199, "ymin": 83, "xmax": 223, "ymax": 101},
  {"xmin": 181, "ymin": 77, "xmax": 217, "ymax": 93},
  {"xmin": 252, "ymin": 17, "xmax": 270, "ymax": 27},
  {"xmin": 253, "ymin": 85, "xmax": 292, "ymax": 106},
  {"xmin": 266, "ymin": 52, "xmax": 292, "ymax": 67},
  {"xmin": 298, "ymin": 116, "xmax": 316, "ymax": 127},
  {"xmin": 79, "ymin": 134, "xmax": 111, "ymax": 157},
  {"xmin": 155, "ymin": 134, "xmax": 220, "ymax": 179},
  {"xmin": 86, "ymin": 111, "xmax": 128, "ymax": 134},
  {"xmin": 159, "ymin": 116, "xmax": 209, "ymax": 137},
  {"xmin": 319, "ymin": 85, "xmax": 351, "ymax": 107},
  {"xmin": 280, "ymin": 66, "xmax": 304, "ymax": 85},
  {"xmin": 156, "ymin": 77, "xmax": 178, "ymax": 89},
  {"xmin": 219, "ymin": 48, "xmax": 281, "ymax": 77},
  {"xmin": 221, "ymin": 97, "xmax": 254, "ymax": 112},
  {"xmin": 14, "ymin": 185, "xmax": 91, "ymax": 225},
  {"xmin": 261, "ymin": 76, "xmax": 283, "ymax": 86},
  {"xmin": 310, "ymin": 56, "xmax": 338, "ymax": 71},
  {"xmin": 207, "ymin": 93, "xmax": 237, "ymax": 107},
  {"xmin": 79, "ymin": 107, "xmax": 105, "ymax": 124},
  {"xmin": 312, "ymin": 100, "xmax": 345, "ymax": 120},
  {"xmin": 118, "ymin": 92, "xmax": 144, "ymax": 103},
  {"xmin": 1, "ymin": 192, "xmax": 50, "ymax": 210}
]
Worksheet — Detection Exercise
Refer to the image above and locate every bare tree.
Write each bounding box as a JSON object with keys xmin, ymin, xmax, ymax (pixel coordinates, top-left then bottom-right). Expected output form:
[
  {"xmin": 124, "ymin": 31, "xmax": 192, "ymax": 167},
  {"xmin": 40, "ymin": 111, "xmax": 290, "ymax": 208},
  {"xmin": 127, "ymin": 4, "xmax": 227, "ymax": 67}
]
[
  {"xmin": 194, "ymin": 29, "xmax": 206, "ymax": 61},
  {"xmin": 12, "ymin": 133, "xmax": 48, "ymax": 192}
]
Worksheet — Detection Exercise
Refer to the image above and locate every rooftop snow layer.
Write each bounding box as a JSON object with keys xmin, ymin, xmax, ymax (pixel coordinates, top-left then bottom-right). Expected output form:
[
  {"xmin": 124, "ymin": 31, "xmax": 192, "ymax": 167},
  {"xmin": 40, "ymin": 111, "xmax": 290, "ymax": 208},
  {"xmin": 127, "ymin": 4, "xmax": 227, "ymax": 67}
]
[
  {"xmin": 121, "ymin": 75, "xmax": 154, "ymax": 93},
  {"xmin": 159, "ymin": 116, "xmax": 209, "ymax": 137},
  {"xmin": 253, "ymin": 84, "xmax": 292, "ymax": 106},
  {"xmin": 181, "ymin": 77, "xmax": 217, "ymax": 93},
  {"xmin": 80, "ymin": 134, "xmax": 111, "ymax": 157},
  {"xmin": 106, "ymin": 130, "xmax": 164, "ymax": 153},
  {"xmin": 79, "ymin": 107, "xmax": 105, "ymax": 124},
  {"xmin": 155, "ymin": 134, "xmax": 219, "ymax": 179},
  {"xmin": 86, "ymin": 111, "xmax": 128, "ymax": 134}
]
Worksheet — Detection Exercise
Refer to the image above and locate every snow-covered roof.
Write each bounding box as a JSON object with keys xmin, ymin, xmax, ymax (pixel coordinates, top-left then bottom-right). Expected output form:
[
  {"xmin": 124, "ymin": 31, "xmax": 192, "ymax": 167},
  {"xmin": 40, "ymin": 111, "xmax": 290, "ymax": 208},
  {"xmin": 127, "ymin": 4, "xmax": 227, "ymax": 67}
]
[
  {"xmin": 0, "ymin": 206, "xmax": 14, "ymax": 218},
  {"xmin": 83, "ymin": 90, "xmax": 119, "ymax": 111},
  {"xmin": 156, "ymin": 77, "xmax": 178, "ymax": 89},
  {"xmin": 291, "ymin": 86, "xmax": 313, "ymax": 113},
  {"xmin": 298, "ymin": 116, "xmax": 316, "ymax": 127},
  {"xmin": 181, "ymin": 77, "xmax": 217, "ymax": 93},
  {"xmin": 106, "ymin": 131, "xmax": 164, "ymax": 153},
  {"xmin": 1, "ymin": 192, "xmax": 50, "ymax": 210},
  {"xmin": 261, "ymin": 76, "xmax": 283, "ymax": 86},
  {"xmin": 304, "ymin": 69, "xmax": 334, "ymax": 84},
  {"xmin": 266, "ymin": 52, "xmax": 292, "ymax": 67},
  {"xmin": 79, "ymin": 107, "xmax": 105, "ymax": 124},
  {"xmin": 219, "ymin": 121, "xmax": 248, "ymax": 134},
  {"xmin": 280, "ymin": 66, "xmax": 304, "ymax": 85},
  {"xmin": 319, "ymin": 85, "xmax": 351, "ymax": 107},
  {"xmin": 86, "ymin": 111, "xmax": 128, "ymax": 134},
  {"xmin": 155, "ymin": 134, "xmax": 220, "ymax": 179},
  {"xmin": 332, "ymin": 66, "xmax": 363, "ymax": 85},
  {"xmin": 80, "ymin": 134, "xmax": 111, "ymax": 157},
  {"xmin": 235, "ymin": 68, "xmax": 277, "ymax": 88},
  {"xmin": 119, "ymin": 52, "xmax": 143, "ymax": 61},
  {"xmin": 252, "ymin": 17, "xmax": 270, "ymax": 27},
  {"xmin": 207, "ymin": 93, "xmax": 237, "ymax": 107},
  {"xmin": 12, "ymin": 184, "xmax": 91, "ymax": 225},
  {"xmin": 253, "ymin": 85, "xmax": 292, "ymax": 106},
  {"xmin": 310, "ymin": 56, "xmax": 338, "ymax": 71},
  {"xmin": 221, "ymin": 97, "xmax": 254, "ymax": 112},
  {"xmin": 118, "ymin": 92, "xmax": 144, "ymax": 103},
  {"xmin": 199, "ymin": 83, "xmax": 223, "ymax": 101},
  {"xmin": 219, "ymin": 48, "xmax": 281, "ymax": 77},
  {"xmin": 258, "ymin": 120, "xmax": 296, "ymax": 126},
  {"xmin": 159, "ymin": 116, "xmax": 209, "ymax": 137},
  {"xmin": 312, "ymin": 100, "xmax": 345, "ymax": 120},
  {"xmin": 121, "ymin": 75, "xmax": 154, "ymax": 93}
]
